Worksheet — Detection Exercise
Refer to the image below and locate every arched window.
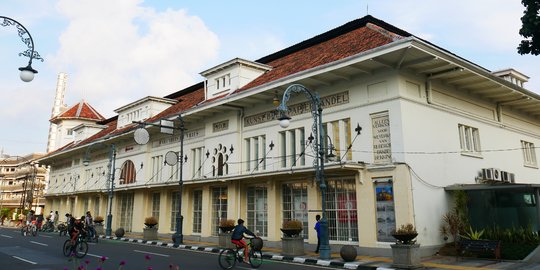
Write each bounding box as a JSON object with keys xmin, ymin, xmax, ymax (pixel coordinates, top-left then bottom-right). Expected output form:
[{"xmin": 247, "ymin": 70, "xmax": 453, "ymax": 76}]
[{"xmin": 120, "ymin": 160, "xmax": 136, "ymax": 184}]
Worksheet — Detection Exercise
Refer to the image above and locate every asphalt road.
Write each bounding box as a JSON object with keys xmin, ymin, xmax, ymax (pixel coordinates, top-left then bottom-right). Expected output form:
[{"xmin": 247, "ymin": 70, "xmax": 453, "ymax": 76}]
[{"xmin": 0, "ymin": 227, "xmax": 332, "ymax": 270}]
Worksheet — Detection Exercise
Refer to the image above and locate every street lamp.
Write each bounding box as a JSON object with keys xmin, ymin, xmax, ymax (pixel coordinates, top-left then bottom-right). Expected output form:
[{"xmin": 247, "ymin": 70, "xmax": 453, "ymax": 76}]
[
  {"xmin": 83, "ymin": 143, "xmax": 117, "ymax": 236},
  {"xmin": 133, "ymin": 114, "xmax": 186, "ymax": 244},
  {"xmin": 276, "ymin": 84, "xmax": 331, "ymax": 260},
  {"xmin": 0, "ymin": 16, "xmax": 44, "ymax": 82}
]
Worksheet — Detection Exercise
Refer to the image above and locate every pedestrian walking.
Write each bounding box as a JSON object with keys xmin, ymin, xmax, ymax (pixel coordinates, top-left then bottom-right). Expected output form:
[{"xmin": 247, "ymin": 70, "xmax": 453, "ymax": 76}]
[{"xmin": 314, "ymin": 214, "xmax": 321, "ymax": 253}]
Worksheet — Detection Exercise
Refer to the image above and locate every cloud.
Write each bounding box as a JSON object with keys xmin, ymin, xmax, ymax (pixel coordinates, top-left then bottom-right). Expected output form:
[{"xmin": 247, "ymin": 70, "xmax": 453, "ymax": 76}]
[{"xmin": 49, "ymin": 0, "xmax": 219, "ymax": 116}]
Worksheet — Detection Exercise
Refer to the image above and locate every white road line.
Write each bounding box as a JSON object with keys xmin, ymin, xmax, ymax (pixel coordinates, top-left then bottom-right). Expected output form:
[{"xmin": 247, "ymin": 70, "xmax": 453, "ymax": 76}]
[
  {"xmin": 40, "ymin": 235, "xmax": 52, "ymax": 238},
  {"xmin": 12, "ymin": 256, "xmax": 37, "ymax": 265},
  {"xmin": 133, "ymin": 249, "xmax": 170, "ymax": 257},
  {"xmin": 30, "ymin": 241, "xmax": 48, "ymax": 246},
  {"xmin": 86, "ymin": 253, "xmax": 106, "ymax": 259},
  {"xmin": 0, "ymin": 234, "xmax": 13, "ymax": 238}
]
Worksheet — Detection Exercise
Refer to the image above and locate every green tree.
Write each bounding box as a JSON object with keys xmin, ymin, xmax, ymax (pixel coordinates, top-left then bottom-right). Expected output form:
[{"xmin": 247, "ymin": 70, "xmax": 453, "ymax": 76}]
[{"xmin": 518, "ymin": 0, "xmax": 540, "ymax": 55}]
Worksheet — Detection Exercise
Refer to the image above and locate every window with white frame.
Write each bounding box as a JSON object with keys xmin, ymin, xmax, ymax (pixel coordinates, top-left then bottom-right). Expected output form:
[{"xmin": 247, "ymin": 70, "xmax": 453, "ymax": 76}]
[
  {"xmin": 458, "ymin": 124, "xmax": 481, "ymax": 155},
  {"xmin": 191, "ymin": 147, "xmax": 205, "ymax": 179},
  {"xmin": 117, "ymin": 193, "xmax": 134, "ymax": 232},
  {"xmin": 324, "ymin": 118, "xmax": 352, "ymax": 163},
  {"xmin": 192, "ymin": 190, "xmax": 203, "ymax": 234},
  {"xmin": 279, "ymin": 128, "xmax": 305, "ymax": 168},
  {"xmin": 170, "ymin": 191, "xmax": 179, "ymax": 231},
  {"xmin": 152, "ymin": 192, "xmax": 160, "ymax": 226},
  {"xmin": 325, "ymin": 178, "xmax": 358, "ymax": 242},
  {"xmin": 151, "ymin": 155, "xmax": 163, "ymax": 182},
  {"xmin": 282, "ymin": 182, "xmax": 308, "ymax": 238},
  {"xmin": 247, "ymin": 186, "xmax": 268, "ymax": 237},
  {"xmin": 211, "ymin": 186, "xmax": 228, "ymax": 236},
  {"xmin": 245, "ymin": 135, "xmax": 267, "ymax": 172},
  {"xmin": 521, "ymin": 140, "xmax": 537, "ymax": 167}
]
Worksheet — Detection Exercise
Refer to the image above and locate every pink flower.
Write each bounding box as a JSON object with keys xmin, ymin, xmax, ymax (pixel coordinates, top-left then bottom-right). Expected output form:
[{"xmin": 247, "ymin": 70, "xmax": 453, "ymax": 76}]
[
  {"xmin": 147, "ymin": 267, "xmax": 152, "ymax": 270},
  {"xmin": 85, "ymin": 260, "xmax": 90, "ymax": 265},
  {"xmin": 119, "ymin": 260, "xmax": 126, "ymax": 266},
  {"xmin": 145, "ymin": 254, "xmax": 151, "ymax": 260},
  {"xmin": 100, "ymin": 256, "xmax": 107, "ymax": 262}
]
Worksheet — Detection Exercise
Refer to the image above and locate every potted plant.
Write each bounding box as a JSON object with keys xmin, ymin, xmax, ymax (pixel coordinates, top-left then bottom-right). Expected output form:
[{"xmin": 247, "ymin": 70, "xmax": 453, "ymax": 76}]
[
  {"xmin": 94, "ymin": 215, "xmax": 104, "ymax": 224},
  {"xmin": 392, "ymin": 223, "xmax": 418, "ymax": 244},
  {"xmin": 390, "ymin": 223, "xmax": 422, "ymax": 269},
  {"xmin": 218, "ymin": 219, "xmax": 235, "ymax": 233},
  {"xmin": 144, "ymin": 216, "xmax": 158, "ymax": 228},
  {"xmin": 280, "ymin": 219, "xmax": 304, "ymax": 256},
  {"xmin": 143, "ymin": 216, "xmax": 158, "ymax": 241},
  {"xmin": 93, "ymin": 216, "xmax": 105, "ymax": 236},
  {"xmin": 218, "ymin": 219, "xmax": 236, "ymax": 249},
  {"xmin": 280, "ymin": 219, "xmax": 303, "ymax": 237}
]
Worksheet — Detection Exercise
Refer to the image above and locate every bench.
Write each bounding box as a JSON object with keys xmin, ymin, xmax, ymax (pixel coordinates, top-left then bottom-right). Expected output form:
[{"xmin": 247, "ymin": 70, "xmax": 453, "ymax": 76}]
[{"xmin": 458, "ymin": 239, "xmax": 501, "ymax": 260}]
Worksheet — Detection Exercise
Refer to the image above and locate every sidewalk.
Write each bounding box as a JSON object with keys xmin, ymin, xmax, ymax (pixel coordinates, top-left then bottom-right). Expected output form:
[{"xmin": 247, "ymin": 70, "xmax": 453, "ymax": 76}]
[{"xmin": 107, "ymin": 232, "xmax": 539, "ymax": 270}]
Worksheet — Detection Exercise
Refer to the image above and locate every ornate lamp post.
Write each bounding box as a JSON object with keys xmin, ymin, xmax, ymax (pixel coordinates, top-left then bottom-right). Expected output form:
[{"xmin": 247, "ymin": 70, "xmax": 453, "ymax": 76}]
[
  {"xmin": 83, "ymin": 143, "xmax": 116, "ymax": 236},
  {"xmin": 0, "ymin": 16, "xmax": 44, "ymax": 82},
  {"xmin": 133, "ymin": 114, "xmax": 186, "ymax": 244},
  {"xmin": 276, "ymin": 84, "xmax": 331, "ymax": 260}
]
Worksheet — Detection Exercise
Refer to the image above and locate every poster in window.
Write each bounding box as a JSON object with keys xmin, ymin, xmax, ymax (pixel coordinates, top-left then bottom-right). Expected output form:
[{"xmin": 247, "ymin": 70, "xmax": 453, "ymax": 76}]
[
  {"xmin": 338, "ymin": 193, "xmax": 357, "ymax": 222},
  {"xmin": 374, "ymin": 178, "xmax": 395, "ymax": 242}
]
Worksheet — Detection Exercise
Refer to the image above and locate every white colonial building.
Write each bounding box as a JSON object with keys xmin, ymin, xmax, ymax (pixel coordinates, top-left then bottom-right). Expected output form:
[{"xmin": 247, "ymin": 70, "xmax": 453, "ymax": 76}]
[{"xmin": 39, "ymin": 15, "xmax": 540, "ymax": 255}]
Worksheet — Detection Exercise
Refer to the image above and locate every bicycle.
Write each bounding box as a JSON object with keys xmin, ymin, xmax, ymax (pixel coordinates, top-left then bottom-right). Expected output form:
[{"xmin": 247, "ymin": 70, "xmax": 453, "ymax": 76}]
[
  {"xmin": 40, "ymin": 220, "xmax": 55, "ymax": 232},
  {"xmin": 21, "ymin": 221, "xmax": 38, "ymax": 237},
  {"xmin": 62, "ymin": 233, "xmax": 88, "ymax": 258},
  {"xmin": 218, "ymin": 238, "xmax": 263, "ymax": 269},
  {"xmin": 84, "ymin": 226, "xmax": 98, "ymax": 243},
  {"xmin": 58, "ymin": 222, "xmax": 68, "ymax": 236}
]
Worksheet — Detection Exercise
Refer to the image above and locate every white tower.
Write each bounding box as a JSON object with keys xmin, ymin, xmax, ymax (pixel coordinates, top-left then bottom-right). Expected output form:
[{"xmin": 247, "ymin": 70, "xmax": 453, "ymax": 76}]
[{"xmin": 46, "ymin": 72, "xmax": 68, "ymax": 153}]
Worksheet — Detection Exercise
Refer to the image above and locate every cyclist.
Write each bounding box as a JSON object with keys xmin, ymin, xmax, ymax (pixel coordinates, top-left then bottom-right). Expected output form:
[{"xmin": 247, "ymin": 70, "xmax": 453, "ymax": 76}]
[
  {"xmin": 26, "ymin": 210, "xmax": 35, "ymax": 226},
  {"xmin": 230, "ymin": 219, "xmax": 256, "ymax": 264},
  {"xmin": 68, "ymin": 216, "xmax": 83, "ymax": 244}
]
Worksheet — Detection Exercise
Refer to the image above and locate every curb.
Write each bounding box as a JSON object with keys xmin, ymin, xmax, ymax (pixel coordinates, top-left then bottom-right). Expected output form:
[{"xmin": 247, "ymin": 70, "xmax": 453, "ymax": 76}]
[{"xmin": 99, "ymin": 235, "xmax": 393, "ymax": 270}]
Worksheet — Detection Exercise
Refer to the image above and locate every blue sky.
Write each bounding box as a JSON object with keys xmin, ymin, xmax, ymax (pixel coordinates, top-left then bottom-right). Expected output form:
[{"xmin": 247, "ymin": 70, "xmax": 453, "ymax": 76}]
[{"xmin": 0, "ymin": 0, "xmax": 537, "ymax": 156}]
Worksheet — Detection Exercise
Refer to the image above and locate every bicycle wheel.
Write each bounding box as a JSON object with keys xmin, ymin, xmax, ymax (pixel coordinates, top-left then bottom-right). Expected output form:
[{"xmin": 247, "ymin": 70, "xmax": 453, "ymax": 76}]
[
  {"xmin": 249, "ymin": 249, "xmax": 263, "ymax": 268},
  {"xmin": 62, "ymin": 240, "xmax": 73, "ymax": 257},
  {"xmin": 74, "ymin": 241, "xmax": 88, "ymax": 258},
  {"xmin": 31, "ymin": 226, "xmax": 37, "ymax": 236},
  {"xmin": 218, "ymin": 248, "xmax": 237, "ymax": 270},
  {"xmin": 21, "ymin": 227, "xmax": 26, "ymax": 236}
]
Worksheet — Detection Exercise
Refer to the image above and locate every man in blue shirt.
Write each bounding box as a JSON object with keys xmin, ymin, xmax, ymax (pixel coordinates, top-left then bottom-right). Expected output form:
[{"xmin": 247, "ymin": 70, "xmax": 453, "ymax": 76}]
[
  {"xmin": 230, "ymin": 219, "xmax": 255, "ymax": 263},
  {"xmin": 314, "ymin": 215, "xmax": 321, "ymax": 253}
]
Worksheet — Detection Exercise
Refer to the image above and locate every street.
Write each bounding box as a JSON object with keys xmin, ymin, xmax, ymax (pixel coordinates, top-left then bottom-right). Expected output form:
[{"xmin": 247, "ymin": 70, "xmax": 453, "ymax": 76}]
[{"xmin": 0, "ymin": 227, "xmax": 334, "ymax": 270}]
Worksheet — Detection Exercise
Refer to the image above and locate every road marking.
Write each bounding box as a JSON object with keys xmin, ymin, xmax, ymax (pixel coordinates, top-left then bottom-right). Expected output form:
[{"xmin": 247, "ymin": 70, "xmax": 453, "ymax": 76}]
[
  {"xmin": 30, "ymin": 241, "xmax": 48, "ymax": 246},
  {"xmin": 134, "ymin": 249, "xmax": 170, "ymax": 257},
  {"xmin": 0, "ymin": 234, "xmax": 13, "ymax": 238},
  {"xmin": 40, "ymin": 235, "xmax": 52, "ymax": 238},
  {"xmin": 12, "ymin": 256, "xmax": 37, "ymax": 265},
  {"xmin": 87, "ymin": 253, "xmax": 106, "ymax": 259}
]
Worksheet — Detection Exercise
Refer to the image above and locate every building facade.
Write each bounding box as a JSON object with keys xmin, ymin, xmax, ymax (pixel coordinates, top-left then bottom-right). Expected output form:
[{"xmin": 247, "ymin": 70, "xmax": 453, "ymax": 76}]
[
  {"xmin": 0, "ymin": 153, "xmax": 47, "ymax": 216},
  {"xmin": 39, "ymin": 16, "xmax": 540, "ymax": 255}
]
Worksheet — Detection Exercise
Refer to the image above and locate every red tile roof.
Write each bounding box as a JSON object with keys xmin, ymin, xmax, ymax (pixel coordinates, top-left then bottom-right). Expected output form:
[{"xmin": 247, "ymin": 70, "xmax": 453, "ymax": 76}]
[
  {"xmin": 50, "ymin": 100, "xmax": 105, "ymax": 123},
  {"xmin": 44, "ymin": 15, "xmax": 409, "ymax": 156}
]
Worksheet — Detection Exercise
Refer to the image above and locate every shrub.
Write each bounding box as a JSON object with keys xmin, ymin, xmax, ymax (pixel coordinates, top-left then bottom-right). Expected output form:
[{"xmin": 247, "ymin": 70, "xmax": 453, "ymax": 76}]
[
  {"xmin": 219, "ymin": 219, "xmax": 235, "ymax": 227},
  {"xmin": 392, "ymin": 223, "xmax": 417, "ymax": 235},
  {"xmin": 94, "ymin": 216, "xmax": 104, "ymax": 223},
  {"xmin": 144, "ymin": 216, "xmax": 158, "ymax": 225},
  {"xmin": 282, "ymin": 219, "xmax": 303, "ymax": 230}
]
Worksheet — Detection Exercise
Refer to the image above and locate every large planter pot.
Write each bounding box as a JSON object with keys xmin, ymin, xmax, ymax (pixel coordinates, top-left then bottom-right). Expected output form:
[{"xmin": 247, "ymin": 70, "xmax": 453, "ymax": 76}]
[
  {"xmin": 115, "ymin": 228, "xmax": 125, "ymax": 238},
  {"xmin": 392, "ymin": 233, "xmax": 418, "ymax": 245},
  {"xmin": 218, "ymin": 232, "xmax": 235, "ymax": 249},
  {"xmin": 281, "ymin": 236, "xmax": 304, "ymax": 256},
  {"xmin": 280, "ymin": 228, "xmax": 303, "ymax": 237},
  {"xmin": 94, "ymin": 223, "xmax": 104, "ymax": 236},
  {"xmin": 143, "ymin": 227, "xmax": 158, "ymax": 241},
  {"xmin": 340, "ymin": 245, "xmax": 357, "ymax": 262},
  {"xmin": 219, "ymin": 226, "xmax": 235, "ymax": 233},
  {"xmin": 391, "ymin": 243, "xmax": 423, "ymax": 269}
]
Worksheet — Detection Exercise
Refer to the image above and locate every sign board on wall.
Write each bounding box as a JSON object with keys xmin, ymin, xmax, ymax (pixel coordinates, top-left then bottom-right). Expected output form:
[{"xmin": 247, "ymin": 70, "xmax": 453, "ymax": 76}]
[{"xmin": 371, "ymin": 112, "xmax": 392, "ymax": 164}]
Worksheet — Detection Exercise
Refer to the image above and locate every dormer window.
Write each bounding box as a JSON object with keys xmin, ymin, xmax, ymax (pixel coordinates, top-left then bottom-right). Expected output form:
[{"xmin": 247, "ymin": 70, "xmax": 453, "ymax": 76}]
[
  {"xmin": 200, "ymin": 58, "xmax": 272, "ymax": 100},
  {"xmin": 216, "ymin": 74, "xmax": 231, "ymax": 91}
]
